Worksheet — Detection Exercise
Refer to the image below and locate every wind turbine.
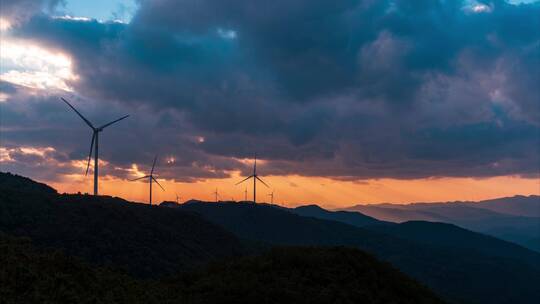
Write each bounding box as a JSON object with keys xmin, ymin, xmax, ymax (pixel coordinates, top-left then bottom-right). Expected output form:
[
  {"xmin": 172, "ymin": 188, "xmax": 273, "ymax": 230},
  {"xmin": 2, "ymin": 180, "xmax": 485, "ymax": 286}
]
[
  {"xmin": 61, "ymin": 97, "xmax": 129, "ymax": 196},
  {"xmin": 235, "ymin": 156, "xmax": 269, "ymax": 203},
  {"xmin": 268, "ymin": 190, "xmax": 274, "ymax": 204},
  {"xmin": 213, "ymin": 188, "xmax": 220, "ymax": 202},
  {"xmin": 176, "ymin": 193, "xmax": 181, "ymax": 204},
  {"xmin": 244, "ymin": 187, "xmax": 248, "ymax": 201},
  {"xmin": 130, "ymin": 155, "xmax": 165, "ymax": 205}
]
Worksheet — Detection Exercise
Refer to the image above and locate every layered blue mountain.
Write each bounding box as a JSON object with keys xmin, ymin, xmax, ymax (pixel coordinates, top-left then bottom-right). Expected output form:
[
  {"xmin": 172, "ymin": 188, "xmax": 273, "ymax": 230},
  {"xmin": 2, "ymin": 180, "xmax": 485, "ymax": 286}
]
[
  {"xmin": 343, "ymin": 196, "xmax": 540, "ymax": 252},
  {"xmin": 175, "ymin": 200, "xmax": 540, "ymax": 304},
  {"xmin": 293, "ymin": 204, "xmax": 385, "ymax": 227}
]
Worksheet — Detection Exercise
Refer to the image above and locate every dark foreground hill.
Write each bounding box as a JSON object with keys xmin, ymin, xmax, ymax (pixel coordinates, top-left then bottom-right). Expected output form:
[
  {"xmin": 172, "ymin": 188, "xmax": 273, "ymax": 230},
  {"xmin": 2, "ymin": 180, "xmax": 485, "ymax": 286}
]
[
  {"xmin": 175, "ymin": 201, "xmax": 540, "ymax": 304},
  {"xmin": 0, "ymin": 233, "xmax": 443, "ymax": 304},
  {"xmin": 0, "ymin": 233, "xmax": 153, "ymax": 304},
  {"xmin": 2, "ymin": 172, "xmax": 539, "ymax": 303},
  {"xmin": 161, "ymin": 246, "xmax": 443, "ymax": 304},
  {"xmin": 0, "ymin": 172, "xmax": 248, "ymax": 278}
]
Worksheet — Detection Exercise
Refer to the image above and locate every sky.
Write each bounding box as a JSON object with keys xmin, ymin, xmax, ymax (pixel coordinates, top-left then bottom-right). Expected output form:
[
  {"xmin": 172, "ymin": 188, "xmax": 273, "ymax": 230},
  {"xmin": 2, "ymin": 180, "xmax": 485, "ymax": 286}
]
[{"xmin": 0, "ymin": 0, "xmax": 539, "ymax": 208}]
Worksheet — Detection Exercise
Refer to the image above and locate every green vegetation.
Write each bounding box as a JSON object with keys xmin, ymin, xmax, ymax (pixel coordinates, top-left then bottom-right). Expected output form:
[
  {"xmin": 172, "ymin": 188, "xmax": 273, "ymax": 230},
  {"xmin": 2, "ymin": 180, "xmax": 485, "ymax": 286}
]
[
  {"xmin": 163, "ymin": 246, "xmax": 443, "ymax": 304},
  {"xmin": 0, "ymin": 233, "xmax": 155, "ymax": 304},
  {"xmin": 0, "ymin": 233, "xmax": 443, "ymax": 304}
]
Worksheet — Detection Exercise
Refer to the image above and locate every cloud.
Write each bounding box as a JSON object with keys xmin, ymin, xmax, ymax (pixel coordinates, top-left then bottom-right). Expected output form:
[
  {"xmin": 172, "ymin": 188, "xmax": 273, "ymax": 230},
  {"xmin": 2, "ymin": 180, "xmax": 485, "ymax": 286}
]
[
  {"xmin": 0, "ymin": 38, "xmax": 76, "ymax": 91},
  {"xmin": 1, "ymin": 0, "xmax": 539, "ymax": 181},
  {"xmin": 0, "ymin": 0, "xmax": 64, "ymax": 22}
]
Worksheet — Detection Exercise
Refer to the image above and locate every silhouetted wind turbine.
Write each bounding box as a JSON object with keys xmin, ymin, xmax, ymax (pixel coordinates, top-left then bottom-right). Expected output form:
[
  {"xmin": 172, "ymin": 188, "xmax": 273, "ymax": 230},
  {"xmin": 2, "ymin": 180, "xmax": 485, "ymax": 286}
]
[
  {"xmin": 213, "ymin": 188, "xmax": 220, "ymax": 202},
  {"xmin": 244, "ymin": 187, "xmax": 248, "ymax": 201},
  {"xmin": 61, "ymin": 97, "xmax": 129, "ymax": 196},
  {"xmin": 130, "ymin": 155, "xmax": 165, "ymax": 205},
  {"xmin": 235, "ymin": 156, "xmax": 269, "ymax": 203},
  {"xmin": 176, "ymin": 193, "xmax": 180, "ymax": 204},
  {"xmin": 268, "ymin": 190, "xmax": 274, "ymax": 204}
]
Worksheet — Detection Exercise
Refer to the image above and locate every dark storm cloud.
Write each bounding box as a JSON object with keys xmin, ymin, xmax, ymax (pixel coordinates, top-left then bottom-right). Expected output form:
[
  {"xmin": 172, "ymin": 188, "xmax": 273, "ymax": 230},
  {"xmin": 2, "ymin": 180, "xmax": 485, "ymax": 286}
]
[
  {"xmin": 0, "ymin": 83, "xmax": 246, "ymax": 182},
  {"xmin": 2, "ymin": 0, "xmax": 539, "ymax": 181}
]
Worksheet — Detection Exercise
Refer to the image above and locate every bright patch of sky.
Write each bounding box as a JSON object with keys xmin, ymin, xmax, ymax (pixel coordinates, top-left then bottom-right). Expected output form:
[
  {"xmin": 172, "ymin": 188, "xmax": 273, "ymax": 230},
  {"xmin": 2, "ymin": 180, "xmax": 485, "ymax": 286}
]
[
  {"xmin": 0, "ymin": 1, "xmax": 136, "ymax": 93},
  {"xmin": 61, "ymin": 0, "xmax": 138, "ymax": 23},
  {"xmin": 0, "ymin": 38, "xmax": 77, "ymax": 91}
]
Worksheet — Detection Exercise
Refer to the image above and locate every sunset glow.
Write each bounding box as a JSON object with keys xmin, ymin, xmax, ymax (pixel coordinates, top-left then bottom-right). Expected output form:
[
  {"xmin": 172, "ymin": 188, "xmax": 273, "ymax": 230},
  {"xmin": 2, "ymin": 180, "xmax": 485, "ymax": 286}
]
[{"xmin": 44, "ymin": 172, "xmax": 539, "ymax": 208}]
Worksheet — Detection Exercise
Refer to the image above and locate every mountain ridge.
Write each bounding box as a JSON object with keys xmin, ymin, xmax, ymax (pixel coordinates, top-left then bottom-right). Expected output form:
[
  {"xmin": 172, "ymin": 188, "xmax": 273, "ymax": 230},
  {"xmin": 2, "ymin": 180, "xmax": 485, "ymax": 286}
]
[
  {"xmin": 171, "ymin": 200, "xmax": 540, "ymax": 304},
  {"xmin": 3, "ymin": 172, "xmax": 540, "ymax": 303},
  {"xmin": 342, "ymin": 195, "xmax": 540, "ymax": 251},
  {"xmin": 0, "ymin": 172, "xmax": 250, "ymax": 278}
]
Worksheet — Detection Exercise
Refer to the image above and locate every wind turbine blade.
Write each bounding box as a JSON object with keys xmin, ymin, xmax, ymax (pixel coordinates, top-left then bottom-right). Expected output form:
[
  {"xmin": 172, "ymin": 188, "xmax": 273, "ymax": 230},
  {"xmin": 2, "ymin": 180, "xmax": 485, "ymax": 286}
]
[
  {"xmin": 99, "ymin": 114, "xmax": 129, "ymax": 130},
  {"xmin": 61, "ymin": 97, "xmax": 94, "ymax": 129},
  {"xmin": 256, "ymin": 176, "xmax": 270, "ymax": 188},
  {"xmin": 130, "ymin": 175, "xmax": 150, "ymax": 181},
  {"xmin": 85, "ymin": 133, "xmax": 96, "ymax": 176},
  {"xmin": 235, "ymin": 175, "xmax": 253, "ymax": 185},
  {"xmin": 152, "ymin": 176, "xmax": 165, "ymax": 191},
  {"xmin": 150, "ymin": 155, "xmax": 158, "ymax": 175}
]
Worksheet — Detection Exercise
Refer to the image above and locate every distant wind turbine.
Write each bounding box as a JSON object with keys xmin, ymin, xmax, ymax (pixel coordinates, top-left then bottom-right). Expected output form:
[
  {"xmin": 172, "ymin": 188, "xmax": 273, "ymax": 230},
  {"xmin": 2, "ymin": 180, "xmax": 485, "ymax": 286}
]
[
  {"xmin": 235, "ymin": 156, "xmax": 269, "ymax": 203},
  {"xmin": 213, "ymin": 188, "xmax": 220, "ymax": 202},
  {"xmin": 61, "ymin": 97, "xmax": 129, "ymax": 196},
  {"xmin": 244, "ymin": 187, "xmax": 248, "ymax": 201},
  {"xmin": 130, "ymin": 155, "xmax": 165, "ymax": 205},
  {"xmin": 176, "ymin": 193, "xmax": 180, "ymax": 204},
  {"xmin": 268, "ymin": 190, "xmax": 275, "ymax": 204}
]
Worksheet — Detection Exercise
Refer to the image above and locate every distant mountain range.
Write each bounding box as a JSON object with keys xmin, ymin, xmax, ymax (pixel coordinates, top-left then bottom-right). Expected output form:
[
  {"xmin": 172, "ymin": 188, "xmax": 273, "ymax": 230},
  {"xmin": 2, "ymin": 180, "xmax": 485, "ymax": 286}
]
[
  {"xmin": 173, "ymin": 200, "xmax": 540, "ymax": 304},
  {"xmin": 2, "ymin": 171, "xmax": 540, "ymax": 303},
  {"xmin": 293, "ymin": 204, "xmax": 385, "ymax": 226},
  {"xmin": 342, "ymin": 196, "xmax": 540, "ymax": 252}
]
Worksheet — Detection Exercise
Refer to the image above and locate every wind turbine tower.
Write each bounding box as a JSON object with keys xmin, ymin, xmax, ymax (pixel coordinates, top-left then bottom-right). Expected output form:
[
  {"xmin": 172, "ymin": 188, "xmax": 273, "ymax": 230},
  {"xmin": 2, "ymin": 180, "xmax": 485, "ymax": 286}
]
[
  {"xmin": 130, "ymin": 155, "xmax": 165, "ymax": 205},
  {"xmin": 236, "ymin": 156, "xmax": 269, "ymax": 203},
  {"xmin": 213, "ymin": 188, "xmax": 220, "ymax": 202},
  {"xmin": 61, "ymin": 97, "xmax": 129, "ymax": 196},
  {"xmin": 268, "ymin": 190, "xmax": 275, "ymax": 204}
]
